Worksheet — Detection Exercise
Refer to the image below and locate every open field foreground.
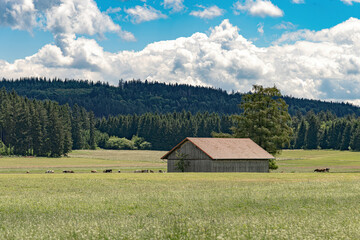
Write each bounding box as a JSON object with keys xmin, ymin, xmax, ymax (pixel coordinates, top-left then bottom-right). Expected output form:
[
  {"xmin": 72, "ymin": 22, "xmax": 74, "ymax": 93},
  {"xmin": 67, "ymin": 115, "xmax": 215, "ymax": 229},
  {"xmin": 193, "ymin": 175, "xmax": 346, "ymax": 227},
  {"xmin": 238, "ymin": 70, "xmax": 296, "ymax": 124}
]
[{"xmin": 1, "ymin": 173, "xmax": 360, "ymax": 239}]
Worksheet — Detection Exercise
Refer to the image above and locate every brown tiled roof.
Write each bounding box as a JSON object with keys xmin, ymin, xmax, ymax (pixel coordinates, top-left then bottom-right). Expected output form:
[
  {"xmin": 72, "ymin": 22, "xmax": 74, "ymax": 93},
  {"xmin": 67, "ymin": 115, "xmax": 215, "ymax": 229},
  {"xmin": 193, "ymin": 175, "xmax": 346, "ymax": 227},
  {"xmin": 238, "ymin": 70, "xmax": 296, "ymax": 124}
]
[{"xmin": 161, "ymin": 137, "xmax": 275, "ymax": 160}]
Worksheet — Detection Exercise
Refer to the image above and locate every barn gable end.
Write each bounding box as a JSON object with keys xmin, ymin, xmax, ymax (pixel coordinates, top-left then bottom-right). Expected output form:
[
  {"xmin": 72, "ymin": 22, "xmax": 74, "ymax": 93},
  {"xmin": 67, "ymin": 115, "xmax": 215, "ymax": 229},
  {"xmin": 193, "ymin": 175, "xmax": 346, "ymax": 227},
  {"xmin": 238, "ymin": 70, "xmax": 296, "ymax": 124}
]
[
  {"xmin": 167, "ymin": 141, "xmax": 211, "ymax": 160},
  {"xmin": 167, "ymin": 141, "xmax": 212, "ymax": 172}
]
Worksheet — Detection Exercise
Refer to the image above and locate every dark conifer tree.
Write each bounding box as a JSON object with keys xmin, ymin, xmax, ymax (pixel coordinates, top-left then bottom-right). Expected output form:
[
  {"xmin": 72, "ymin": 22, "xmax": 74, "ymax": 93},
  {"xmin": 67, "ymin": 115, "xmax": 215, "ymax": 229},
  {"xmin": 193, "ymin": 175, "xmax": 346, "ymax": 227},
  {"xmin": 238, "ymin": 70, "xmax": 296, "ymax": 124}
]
[
  {"xmin": 340, "ymin": 123, "xmax": 352, "ymax": 150},
  {"xmin": 61, "ymin": 105, "xmax": 73, "ymax": 155},
  {"xmin": 350, "ymin": 125, "xmax": 360, "ymax": 151},
  {"xmin": 305, "ymin": 112, "xmax": 319, "ymax": 149},
  {"xmin": 318, "ymin": 128, "xmax": 329, "ymax": 149},
  {"xmin": 48, "ymin": 104, "xmax": 64, "ymax": 157},
  {"xmin": 89, "ymin": 111, "xmax": 96, "ymax": 150},
  {"xmin": 294, "ymin": 119, "xmax": 306, "ymax": 149},
  {"xmin": 71, "ymin": 104, "xmax": 84, "ymax": 149}
]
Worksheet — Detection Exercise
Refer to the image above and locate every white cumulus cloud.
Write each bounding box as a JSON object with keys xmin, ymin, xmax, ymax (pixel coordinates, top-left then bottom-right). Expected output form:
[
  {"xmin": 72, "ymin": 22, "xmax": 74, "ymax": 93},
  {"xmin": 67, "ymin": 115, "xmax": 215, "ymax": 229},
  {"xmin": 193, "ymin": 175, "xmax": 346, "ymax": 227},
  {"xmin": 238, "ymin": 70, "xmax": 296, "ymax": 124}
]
[
  {"xmin": 190, "ymin": 5, "xmax": 225, "ymax": 19},
  {"xmin": 0, "ymin": 0, "xmax": 37, "ymax": 30},
  {"xmin": 234, "ymin": 0, "xmax": 284, "ymax": 18},
  {"xmin": 257, "ymin": 22, "xmax": 264, "ymax": 34},
  {"xmin": 2, "ymin": 18, "xmax": 360, "ymax": 104},
  {"xmin": 0, "ymin": 0, "xmax": 135, "ymax": 41},
  {"xmin": 125, "ymin": 4, "xmax": 167, "ymax": 24},
  {"xmin": 105, "ymin": 7, "xmax": 122, "ymax": 14},
  {"xmin": 162, "ymin": 0, "xmax": 185, "ymax": 12},
  {"xmin": 45, "ymin": 0, "xmax": 134, "ymax": 40},
  {"xmin": 273, "ymin": 21, "xmax": 296, "ymax": 30},
  {"xmin": 341, "ymin": 0, "xmax": 360, "ymax": 5},
  {"xmin": 292, "ymin": 0, "xmax": 305, "ymax": 3}
]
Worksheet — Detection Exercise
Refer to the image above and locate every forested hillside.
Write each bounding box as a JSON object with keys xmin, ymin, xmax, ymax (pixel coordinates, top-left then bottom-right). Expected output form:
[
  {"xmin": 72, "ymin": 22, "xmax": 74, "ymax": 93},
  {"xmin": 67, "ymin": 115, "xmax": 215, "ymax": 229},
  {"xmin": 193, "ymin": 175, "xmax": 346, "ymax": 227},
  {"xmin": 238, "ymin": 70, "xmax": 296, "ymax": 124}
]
[
  {"xmin": 1, "ymin": 78, "xmax": 359, "ymax": 117},
  {"xmin": 96, "ymin": 111, "xmax": 234, "ymax": 150},
  {"xmin": 0, "ymin": 89, "xmax": 97, "ymax": 156}
]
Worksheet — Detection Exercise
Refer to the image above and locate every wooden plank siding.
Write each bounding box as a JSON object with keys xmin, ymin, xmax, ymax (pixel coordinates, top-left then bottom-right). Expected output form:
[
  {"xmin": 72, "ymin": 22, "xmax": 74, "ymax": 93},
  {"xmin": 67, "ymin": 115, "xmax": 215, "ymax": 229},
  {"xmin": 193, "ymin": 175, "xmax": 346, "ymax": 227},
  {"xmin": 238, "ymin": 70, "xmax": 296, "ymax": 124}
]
[
  {"xmin": 168, "ymin": 160, "xmax": 212, "ymax": 172},
  {"xmin": 211, "ymin": 160, "xmax": 269, "ymax": 173},
  {"xmin": 168, "ymin": 160, "xmax": 269, "ymax": 172},
  {"xmin": 167, "ymin": 141, "xmax": 269, "ymax": 172}
]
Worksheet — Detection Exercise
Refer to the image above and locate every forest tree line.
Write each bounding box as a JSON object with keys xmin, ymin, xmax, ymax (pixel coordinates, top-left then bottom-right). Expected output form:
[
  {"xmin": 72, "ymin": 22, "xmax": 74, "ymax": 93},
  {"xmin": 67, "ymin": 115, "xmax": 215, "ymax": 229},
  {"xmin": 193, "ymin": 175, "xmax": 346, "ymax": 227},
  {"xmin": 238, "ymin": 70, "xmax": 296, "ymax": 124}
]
[
  {"xmin": 291, "ymin": 111, "xmax": 360, "ymax": 151},
  {"xmin": 96, "ymin": 111, "xmax": 234, "ymax": 150},
  {"xmin": 98, "ymin": 111, "xmax": 360, "ymax": 152},
  {"xmin": 2, "ymin": 86, "xmax": 360, "ymax": 155},
  {"xmin": 1, "ymin": 77, "xmax": 359, "ymax": 117}
]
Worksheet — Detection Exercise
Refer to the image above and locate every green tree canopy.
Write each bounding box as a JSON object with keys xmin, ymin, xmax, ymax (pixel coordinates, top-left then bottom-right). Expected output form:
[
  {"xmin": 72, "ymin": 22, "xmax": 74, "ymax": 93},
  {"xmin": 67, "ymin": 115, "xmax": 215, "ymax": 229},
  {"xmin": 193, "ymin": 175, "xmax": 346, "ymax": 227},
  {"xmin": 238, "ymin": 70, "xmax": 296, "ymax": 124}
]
[{"xmin": 231, "ymin": 85, "xmax": 292, "ymax": 156}]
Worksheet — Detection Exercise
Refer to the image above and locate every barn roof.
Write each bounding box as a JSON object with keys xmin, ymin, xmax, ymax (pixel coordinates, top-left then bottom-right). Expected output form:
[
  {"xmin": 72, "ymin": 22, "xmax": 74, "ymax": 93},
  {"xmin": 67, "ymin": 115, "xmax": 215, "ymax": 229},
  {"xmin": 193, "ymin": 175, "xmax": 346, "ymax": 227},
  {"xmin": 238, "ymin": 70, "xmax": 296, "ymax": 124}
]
[{"xmin": 161, "ymin": 137, "xmax": 275, "ymax": 160}]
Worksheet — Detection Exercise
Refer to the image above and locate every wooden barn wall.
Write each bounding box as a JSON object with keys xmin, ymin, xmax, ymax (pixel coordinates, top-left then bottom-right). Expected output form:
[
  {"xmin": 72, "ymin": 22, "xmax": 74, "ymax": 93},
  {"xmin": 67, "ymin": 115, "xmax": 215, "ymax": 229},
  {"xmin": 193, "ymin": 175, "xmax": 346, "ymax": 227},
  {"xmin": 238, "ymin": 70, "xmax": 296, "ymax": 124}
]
[
  {"xmin": 168, "ymin": 159, "xmax": 269, "ymax": 172},
  {"xmin": 168, "ymin": 159, "xmax": 212, "ymax": 172},
  {"xmin": 211, "ymin": 160, "xmax": 269, "ymax": 173}
]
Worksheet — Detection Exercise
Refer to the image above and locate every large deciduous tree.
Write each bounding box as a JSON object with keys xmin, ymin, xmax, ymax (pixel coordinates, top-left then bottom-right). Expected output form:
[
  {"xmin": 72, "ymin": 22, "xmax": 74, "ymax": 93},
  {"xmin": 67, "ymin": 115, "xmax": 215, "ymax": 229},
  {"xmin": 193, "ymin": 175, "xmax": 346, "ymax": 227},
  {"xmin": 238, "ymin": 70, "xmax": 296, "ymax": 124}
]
[{"xmin": 231, "ymin": 85, "xmax": 292, "ymax": 157}]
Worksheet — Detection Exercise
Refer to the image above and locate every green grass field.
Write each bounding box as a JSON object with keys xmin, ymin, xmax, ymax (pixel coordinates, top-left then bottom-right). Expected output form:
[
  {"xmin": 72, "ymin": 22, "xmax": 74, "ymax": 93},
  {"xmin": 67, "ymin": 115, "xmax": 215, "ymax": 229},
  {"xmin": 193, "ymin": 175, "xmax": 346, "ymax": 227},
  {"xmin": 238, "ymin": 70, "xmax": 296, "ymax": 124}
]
[
  {"xmin": 275, "ymin": 149, "xmax": 360, "ymax": 173},
  {"xmin": 0, "ymin": 149, "xmax": 166, "ymax": 173},
  {"xmin": 1, "ymin": 150, "xmax": 360, "ymax": 239},
  {"xmin": 1, "ymin": 149, "xmax": 360, "ymax": 173}
]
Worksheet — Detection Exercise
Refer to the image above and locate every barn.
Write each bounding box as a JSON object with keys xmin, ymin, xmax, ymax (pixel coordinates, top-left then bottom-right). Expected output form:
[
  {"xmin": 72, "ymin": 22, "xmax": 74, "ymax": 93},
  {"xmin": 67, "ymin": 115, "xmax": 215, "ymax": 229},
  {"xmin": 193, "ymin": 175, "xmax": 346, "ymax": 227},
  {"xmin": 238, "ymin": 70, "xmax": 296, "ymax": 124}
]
[{"xmin": 161, "ymin": 137, "xmax": 274, "ymax": 172}]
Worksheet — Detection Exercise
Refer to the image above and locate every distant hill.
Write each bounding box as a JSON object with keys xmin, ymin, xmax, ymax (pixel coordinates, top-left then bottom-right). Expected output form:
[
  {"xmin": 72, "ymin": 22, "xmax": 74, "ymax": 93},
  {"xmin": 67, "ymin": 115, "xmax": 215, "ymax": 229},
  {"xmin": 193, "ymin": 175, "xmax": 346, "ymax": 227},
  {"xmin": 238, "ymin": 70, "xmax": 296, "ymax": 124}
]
[{"xmin": 0, "ymin": 77, "xmax": 359, "ymax": 117}]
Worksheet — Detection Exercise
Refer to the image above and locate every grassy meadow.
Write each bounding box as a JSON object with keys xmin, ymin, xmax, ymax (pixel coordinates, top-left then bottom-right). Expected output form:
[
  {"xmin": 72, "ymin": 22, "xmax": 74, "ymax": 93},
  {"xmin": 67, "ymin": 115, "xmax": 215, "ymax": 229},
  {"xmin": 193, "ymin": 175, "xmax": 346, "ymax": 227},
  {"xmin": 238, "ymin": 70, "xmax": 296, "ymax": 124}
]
[
  {"xmin": 1, "ymin": 150, "xmax": 360, "ymax": 239},
  {"xmin": 0, "ymin": 149, "xmax": 166, "ymax": 173},
  {"xmin": 275, "ymin": 149, "xmax": 360, "ymax": 173}
]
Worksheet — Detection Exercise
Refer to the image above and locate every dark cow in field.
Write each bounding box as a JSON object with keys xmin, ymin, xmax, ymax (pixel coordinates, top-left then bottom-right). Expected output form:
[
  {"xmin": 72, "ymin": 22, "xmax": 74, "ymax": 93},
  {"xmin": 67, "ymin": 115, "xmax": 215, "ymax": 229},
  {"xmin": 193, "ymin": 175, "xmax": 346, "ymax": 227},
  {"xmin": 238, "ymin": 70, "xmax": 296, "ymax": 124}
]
[
  {"xmin": 314, "ymin": 168, "xmax": 330, "ymax": 172},
  {"xmin": 63, "ymin": 170, "xmax": 74, "ymax": 173},
  {"xmin": 91, "ymin": 170, "xmax": 97, "ymax": 173},
  {"xmin": 118, "ymin": 170, "xmax": 121, "ymax": 173},
  {"xmin": 134, "ymin": 170, "xmax": 150, "ymax": 173},
  {"xmin": 103, "ymin": 169, "xmax": 112, "ymax": 173},
  {"xmin": 159, "ymin": 170, "xmax": 163, "ymax": 173}
]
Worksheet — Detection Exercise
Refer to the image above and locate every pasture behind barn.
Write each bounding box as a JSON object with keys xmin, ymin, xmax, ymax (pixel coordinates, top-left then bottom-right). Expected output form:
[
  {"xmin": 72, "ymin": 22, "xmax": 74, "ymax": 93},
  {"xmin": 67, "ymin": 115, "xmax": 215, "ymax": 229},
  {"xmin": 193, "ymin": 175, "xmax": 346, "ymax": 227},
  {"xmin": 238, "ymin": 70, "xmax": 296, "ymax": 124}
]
[
  {"xmin": 0, "ymin": 149, "xmax": 166, "ymax": 173},
  {"xmin": 1, "ymin": 149, "xmax": 360, "ymax": 173}
]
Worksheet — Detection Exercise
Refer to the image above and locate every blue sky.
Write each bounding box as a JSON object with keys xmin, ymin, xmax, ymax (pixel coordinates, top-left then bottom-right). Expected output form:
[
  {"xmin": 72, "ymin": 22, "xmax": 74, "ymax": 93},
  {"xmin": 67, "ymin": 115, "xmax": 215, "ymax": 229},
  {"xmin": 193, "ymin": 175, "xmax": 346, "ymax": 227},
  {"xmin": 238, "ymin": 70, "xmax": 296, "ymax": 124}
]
[{"xmin": 1, "ymin": 0, "xmax": 360, "ymax": 104}]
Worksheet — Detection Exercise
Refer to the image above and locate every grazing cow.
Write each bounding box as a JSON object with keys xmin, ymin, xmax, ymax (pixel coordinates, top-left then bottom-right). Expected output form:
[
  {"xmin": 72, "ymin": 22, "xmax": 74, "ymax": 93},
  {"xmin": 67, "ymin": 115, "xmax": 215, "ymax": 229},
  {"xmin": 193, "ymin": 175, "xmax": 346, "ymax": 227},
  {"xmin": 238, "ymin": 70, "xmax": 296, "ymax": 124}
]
[
  {"xmin": 63, "ymin": 170, "xmax": 74, "ymax": 173},
  {"xmin": 26, "ymin": 171, "xmax": 30, "ymax": 174},
  {"xmin": 159, "ymin": 170, "xmax": 163, "ymax": 173},
  {"xmin": 45, "ymin": 170, "xmax": 54, "ymax": 173},
  {"xmin": 314, "ymin": 168, "xmax": 329, "ymax": 172},
  {"xmin": 91, "ymin": 170, "xmax": 97, "ymax": 173},
  {"xmin": 141, "ymin": 170, "xmax": 149, "ymax": 173},
  {"xmin": 150, "ymin": 170, "xmax": 154, "ymax": 173},
  {"xmin": 103, "ymin": 169, "xmax": 112, "ymax": 173},
  {"xmin": 134, "ymin": 170, "xmax": 141, "ymax": 173},
  {"xmin": 118, "ymin": 170, "xmax": 121, "ymax": 173}
]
